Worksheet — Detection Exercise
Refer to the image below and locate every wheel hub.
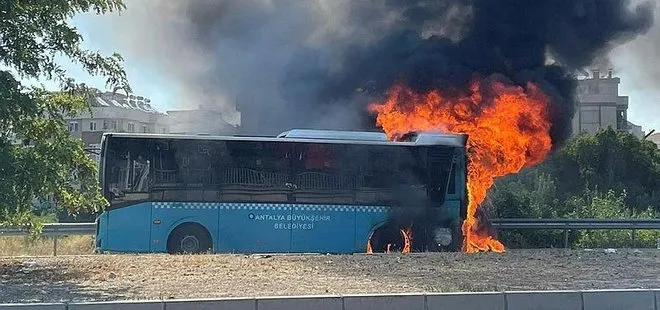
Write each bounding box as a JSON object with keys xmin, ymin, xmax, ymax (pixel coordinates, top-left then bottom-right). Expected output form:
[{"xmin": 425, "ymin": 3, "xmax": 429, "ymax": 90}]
[
  {"xmin": 180, "ymin": 235, "xmax": 200, "ymax": 252},
  {"xmin": 434, "ymin": 228, "xmax": 453, "ymax": 246}
]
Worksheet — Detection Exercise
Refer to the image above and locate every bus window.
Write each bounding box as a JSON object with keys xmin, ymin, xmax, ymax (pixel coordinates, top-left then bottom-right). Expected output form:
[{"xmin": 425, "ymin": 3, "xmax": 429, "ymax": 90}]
[
  {"xmin": 351, "ymin": 145, "xmax": 454, "ymax": 207},
  {"xmin": 220, "ymin": 141, "xmax": 292, "ymax": 203},
  {"xmin": 105, "ymin": 138, "xmax": 152, "ymax": 205},
  {"xmin": 177, "ymin": 140, "xmax": 214, "ymax": 186},
  {"xmin": 352, "ymin": 145, "xmax": 426, "ymax": 206},
  {"xmin": 150, "ymin": 139, "xmax": 230, "ymax": 201},
  {"xmin": 292, "ymin": 143, "xmax": 355, "ymax": 204},
  {"xmin": 447, "ymin": 163, "xmax": 457, "ymax": 195},
  {"xmin": 425, "ymin": 146, "xmax": 454, "ymax": 205},
  {"xmin": 303, "ymin": 143, "xmax": 341, "ymax": 171},
  {"xmin": 152, "ymin": 139, "xmax": 180, "ymax": 188}
]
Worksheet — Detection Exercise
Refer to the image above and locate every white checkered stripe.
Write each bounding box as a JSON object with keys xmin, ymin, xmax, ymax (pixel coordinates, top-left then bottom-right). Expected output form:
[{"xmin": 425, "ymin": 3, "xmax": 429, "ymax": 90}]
[{"xmin": 152, "ymin": 202, "xmax": 388, "ymax": 213}]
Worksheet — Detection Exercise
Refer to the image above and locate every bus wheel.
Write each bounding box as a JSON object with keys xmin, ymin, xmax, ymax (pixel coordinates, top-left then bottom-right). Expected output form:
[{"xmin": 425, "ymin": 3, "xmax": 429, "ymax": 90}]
[
  {"xmin": 167, "ymin": 223, "xmax": 212, "ymax": 254},
  {"xmin": 367, "ymin": 224, "xmax": 410, "ymax": 254}
]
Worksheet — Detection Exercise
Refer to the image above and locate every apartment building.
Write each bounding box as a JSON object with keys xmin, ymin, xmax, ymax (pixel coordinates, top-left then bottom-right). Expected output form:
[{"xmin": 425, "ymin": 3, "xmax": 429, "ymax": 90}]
[
  {"xmin": 66, "ymin": 89, "xmax": 169, "ymax": 161},
  {"xmin": 573, "ymin": 70, "xmax": 644, "ymax": 138}
]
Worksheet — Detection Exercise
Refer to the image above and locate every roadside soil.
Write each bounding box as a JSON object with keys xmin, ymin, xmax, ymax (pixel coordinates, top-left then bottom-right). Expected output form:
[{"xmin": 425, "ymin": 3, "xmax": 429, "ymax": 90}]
[{"xmin": 1, "ymin": 249, "xmax": 659, "ymax": 303}]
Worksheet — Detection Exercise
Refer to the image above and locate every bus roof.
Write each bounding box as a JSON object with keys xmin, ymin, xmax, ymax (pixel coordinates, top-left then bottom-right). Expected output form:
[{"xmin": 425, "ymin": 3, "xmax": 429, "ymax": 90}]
[{"xmin": 103, "ymin": 129, "xmax": 468, "ymax": 147}]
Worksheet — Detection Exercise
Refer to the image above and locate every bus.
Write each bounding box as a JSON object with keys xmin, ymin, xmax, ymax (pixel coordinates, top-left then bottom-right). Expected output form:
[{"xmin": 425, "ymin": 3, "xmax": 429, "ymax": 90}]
[{"xmin": 94, "ymin": 129, "xmax": 468, "ymax": 254}]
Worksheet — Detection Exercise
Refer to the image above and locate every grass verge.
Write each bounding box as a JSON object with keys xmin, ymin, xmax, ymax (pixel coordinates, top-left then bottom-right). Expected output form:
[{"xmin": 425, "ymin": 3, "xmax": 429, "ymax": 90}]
[{"xmin": 0, "ymin": 235, "xmax": 94, "ymax": 256}]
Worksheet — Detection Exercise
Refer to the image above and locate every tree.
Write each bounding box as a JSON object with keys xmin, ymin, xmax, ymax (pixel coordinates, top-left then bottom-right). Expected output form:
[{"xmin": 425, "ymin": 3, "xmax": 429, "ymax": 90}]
[
  {"xmin": 554, "ymin": 128, "xmax": 660, "ymax": 212},
  {"xmin": 0, "ymin": 1, "xmax": 130, "ymax": 229},
  {"xmin": 567, "ymin": 190, "xmax": 660, "ymax": 248},
  {"xmin": 491, "ymin": 128, "xmax": 660, "ymax": 248}
]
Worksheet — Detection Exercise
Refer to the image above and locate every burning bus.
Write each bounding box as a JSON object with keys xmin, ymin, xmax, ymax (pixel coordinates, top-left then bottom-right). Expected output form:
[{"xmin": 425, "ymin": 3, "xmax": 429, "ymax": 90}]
[{"xmin": 94, "ymin": 129, "xmax": 467, "ymax": 254}]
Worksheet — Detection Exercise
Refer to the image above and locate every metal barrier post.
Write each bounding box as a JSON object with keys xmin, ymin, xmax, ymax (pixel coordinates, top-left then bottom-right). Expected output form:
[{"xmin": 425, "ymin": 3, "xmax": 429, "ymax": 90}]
[
  {"xmin": 53, "ymin": 236, "xmax": 58, "ymax": 256},
  {"xmin": 564, "ymin": 229, "xmax": 569, "ymax": 248}
]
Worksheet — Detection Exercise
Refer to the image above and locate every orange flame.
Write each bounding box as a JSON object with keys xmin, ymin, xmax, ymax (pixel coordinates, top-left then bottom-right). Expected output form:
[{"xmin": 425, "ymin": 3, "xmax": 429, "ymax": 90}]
[
  {"xmin": 401, "ymin": 227, "xmax": 412, "ymax": 254},
  {"xmin": 366, "ymin": 227, "xmax": 413, "ymax": 254},
  {"xmin": 369, "ymin": 77, "xmax": 553, "ymax": 253}
]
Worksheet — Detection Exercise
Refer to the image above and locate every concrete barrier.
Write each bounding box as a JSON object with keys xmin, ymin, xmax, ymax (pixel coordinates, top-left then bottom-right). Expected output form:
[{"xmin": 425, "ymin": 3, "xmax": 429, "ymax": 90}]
[
  {"xmin": 505, "ymin": 290, "xmax": 582, "ymax": 310},
  {"xmin": 343, "ymin": 293, "xmax": 425, "ymax": 310},
  {"xmin": 0, "ymin": 304, "xmax": 65, "ymax": 310},
  {"xmin": 66, "ymin": 301, "xmax": 163, "ymax": 310},
  {"xmin": 426, "ymin": 292, "xmax": 505, "ymax": 310},
  {"xmin": 1, "ymin": 289, "xmax": 659, "ymax": 310},
  {"xmin": 164, "ymin": 297, "xmax": 254, "ymax": 310},
  {"xmin": 582, "ymin": 289, "xmax": 656, "ymax": 310},
  {"xmin": 257, "ymin": 295, "xmax": 342, "ymax": 310}
]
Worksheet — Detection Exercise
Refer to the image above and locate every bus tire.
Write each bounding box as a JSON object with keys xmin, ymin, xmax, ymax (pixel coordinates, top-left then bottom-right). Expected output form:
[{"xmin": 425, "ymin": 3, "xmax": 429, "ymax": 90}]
[
  {"xmin": 367, "ymin": 224, "xmax": 408, "ymax": 253},
  {"xmin": 167, "ymin": 223, "xmax": 212, "ymax": 254}
]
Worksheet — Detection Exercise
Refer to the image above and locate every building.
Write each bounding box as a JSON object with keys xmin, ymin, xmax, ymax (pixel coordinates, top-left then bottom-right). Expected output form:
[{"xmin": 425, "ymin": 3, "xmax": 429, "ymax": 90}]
[
  {"xmin": 167, "ymin": 105, "xmax": 239, "ymax": 135},
  {"xmin": 646, "ymin": 132, "xmax": 660, "ymax": 148},
  {"xmin": 66, "ymin": 89, "xmax": 169, "ymax": 161},
  {"xmin": 573, "ymin": 69, "xmax": 644, "ymax": 138},
  {"xmin": 65, "ymin": 90, "xmax": 245, "ymax": 161}
]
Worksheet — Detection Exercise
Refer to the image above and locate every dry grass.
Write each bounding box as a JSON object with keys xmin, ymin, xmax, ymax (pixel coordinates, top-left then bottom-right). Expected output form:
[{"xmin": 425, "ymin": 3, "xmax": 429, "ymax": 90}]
[
  {"xmin": 0, "ymin": 235, "xmax": 94, "ymax": 257},
  {"xmin": 1, "ymin": 249, "xmax": 659, "ymax": 303}
]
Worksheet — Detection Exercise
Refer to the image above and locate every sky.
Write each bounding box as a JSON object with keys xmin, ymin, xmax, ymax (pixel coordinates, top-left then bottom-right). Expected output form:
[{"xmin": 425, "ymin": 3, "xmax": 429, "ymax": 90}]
[
  {"xmin": 29, "ymin": 3, "xmax": 660, "ymax": 133},
  {"xmin": 25, "ymin": 14, "xmax": 180, "ymax": 111}
]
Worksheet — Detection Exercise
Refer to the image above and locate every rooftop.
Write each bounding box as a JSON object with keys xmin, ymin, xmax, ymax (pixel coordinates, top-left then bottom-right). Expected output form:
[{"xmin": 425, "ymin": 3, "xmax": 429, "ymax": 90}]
[
  {"xmin": 103, "ymin": 129, "xmax": 468, "ymax": 147},
  {"xmin": 88, "ymin": 89, "xmax": 165, "ymax": 115}
]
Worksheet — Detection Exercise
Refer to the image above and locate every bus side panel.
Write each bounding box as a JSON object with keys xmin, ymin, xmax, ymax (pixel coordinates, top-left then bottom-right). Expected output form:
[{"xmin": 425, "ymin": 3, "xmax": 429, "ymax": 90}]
[
  {"xmin": 106, "ymin": 202, "xmax": 153, "ymax": 252},
  {"xmin": 150, "ymin": 202, "xmax": 220, "ymax": 253},
  {"xmin": 440, "ymin": 200, "xmax": 461, "ymax": 224},
  {"xmin": 354, "ymin": 206, "xmax": 390, "ymax": 252},
  {"xmin": 96, "ymin": 211, "xmax": 109, "ymax": 250},
  {"xmin": 217, "ymin": 203, "xmax": 293, "ymax": 253},
  {"xmin": 290, "ymin": 204, "xmax": 356, "ymax": 254}
]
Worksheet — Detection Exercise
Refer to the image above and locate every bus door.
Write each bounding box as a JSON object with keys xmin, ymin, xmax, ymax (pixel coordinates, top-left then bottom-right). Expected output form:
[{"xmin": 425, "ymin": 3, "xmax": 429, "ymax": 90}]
[{"xmin": 288, "ymin": 142, "xmax": 356, "ymax": 253}]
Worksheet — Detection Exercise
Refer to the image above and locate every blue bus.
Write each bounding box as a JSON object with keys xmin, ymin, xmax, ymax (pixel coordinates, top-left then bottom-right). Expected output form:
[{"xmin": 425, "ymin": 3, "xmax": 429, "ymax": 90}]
[{"xmin": 94, "ymin": 129, "xmax": 468, "ymax": 254}]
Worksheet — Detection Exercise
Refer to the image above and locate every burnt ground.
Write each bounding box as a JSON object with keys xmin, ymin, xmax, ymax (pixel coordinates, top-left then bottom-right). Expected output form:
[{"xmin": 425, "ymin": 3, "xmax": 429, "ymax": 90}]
[{"xmin": 0, "ymin": 249, "xmax": 659, "ymax": 303}]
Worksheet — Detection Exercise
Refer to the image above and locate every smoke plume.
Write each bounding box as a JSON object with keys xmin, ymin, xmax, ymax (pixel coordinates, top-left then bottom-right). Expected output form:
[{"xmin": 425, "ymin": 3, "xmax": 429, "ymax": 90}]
[
  {"xmin": 610, "ymin": 0, "xmax": 660, "ymax": 108},
  {"xmin": 300, "ymin": 0, "xmax": 655, "ymax": 146},
  {"xmin": 104, "ymin": 0, "xmax": 654, "ymax": 141}
]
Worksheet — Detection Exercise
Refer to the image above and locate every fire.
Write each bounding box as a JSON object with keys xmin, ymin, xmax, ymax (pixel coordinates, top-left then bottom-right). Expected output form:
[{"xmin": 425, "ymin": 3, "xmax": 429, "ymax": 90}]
[
  {"xmin": 401, "ymin": 227, "xmax": 412, "ymax": 254},
  {"xmin": 366, "ymin": 227, "xmax": 413, "ymax": 254},
  {"xmin": 369, "ymin": 77, "xmax": 553, "ymax": 253}
]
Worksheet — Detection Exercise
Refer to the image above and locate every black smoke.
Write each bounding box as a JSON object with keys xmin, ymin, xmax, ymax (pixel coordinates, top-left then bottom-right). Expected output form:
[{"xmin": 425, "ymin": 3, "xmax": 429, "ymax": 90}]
[
  {"xmin": 274, "ymin": 0, "xmax": 654, "ymax": 251},
  {"xmin": 102, "ymin": 0, "xmax": 653, "ymax": 141},
  {"xmin": 283, "ymin": 0, "xmax": 655, "ymax": 147}
]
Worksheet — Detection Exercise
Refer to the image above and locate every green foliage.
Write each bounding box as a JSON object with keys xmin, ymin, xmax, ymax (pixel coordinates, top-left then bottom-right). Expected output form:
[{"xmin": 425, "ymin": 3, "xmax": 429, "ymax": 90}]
[
  {"xmin": 491, "ymin": 170, "xmax": 566, "ymax": 248},
  {"xmin": 0, "ymin": 0, "xmax": 129, "ymax": 229},
  {"xmin": 566, "ymin": 190, "xmax": 660, "ymax": 248},
  {"xmin": 492, "ymin": 128, "xmax": 660, "ymax": 248},
  {"xmin": 553, "ymin": 128, "xmax": 660, "ymax": 211},
  {"xmin": 0, "ymin": 0, "xmax": 129, "ymax": 90}
]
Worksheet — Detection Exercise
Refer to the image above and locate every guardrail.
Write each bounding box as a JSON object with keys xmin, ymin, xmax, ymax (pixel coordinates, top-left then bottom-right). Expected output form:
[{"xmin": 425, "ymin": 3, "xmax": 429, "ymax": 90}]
[
  {"xmin": 0, "ymin": 222, "xmax": 96, "ymax": 237},
  {"xmin": 0, "ymin": 222, "xmax": 95, "ymax": 256},
  {"xmin": 490, "ymin": 218, "xmax": 660, "ymax": 248},
  {"xmin": 491, "ymin": 218, "xmax": 660, "ymax": 229},
  {"xmin": 1, "ymin": 219, "xmax": 659, "ymax": 255}
]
